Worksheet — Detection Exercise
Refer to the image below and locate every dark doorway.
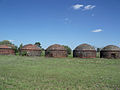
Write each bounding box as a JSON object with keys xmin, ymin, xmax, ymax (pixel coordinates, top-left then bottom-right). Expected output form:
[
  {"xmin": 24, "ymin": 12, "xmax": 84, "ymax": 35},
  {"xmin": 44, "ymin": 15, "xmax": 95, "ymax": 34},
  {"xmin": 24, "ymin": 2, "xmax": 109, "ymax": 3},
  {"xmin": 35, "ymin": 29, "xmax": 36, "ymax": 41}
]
[
  {"xmin": 111, "ymin": 53, "xmax": 116, "ymax": 59},
  {"xmin": 50, "ymin": 53, "xmax": 53, "ymax": 57}
]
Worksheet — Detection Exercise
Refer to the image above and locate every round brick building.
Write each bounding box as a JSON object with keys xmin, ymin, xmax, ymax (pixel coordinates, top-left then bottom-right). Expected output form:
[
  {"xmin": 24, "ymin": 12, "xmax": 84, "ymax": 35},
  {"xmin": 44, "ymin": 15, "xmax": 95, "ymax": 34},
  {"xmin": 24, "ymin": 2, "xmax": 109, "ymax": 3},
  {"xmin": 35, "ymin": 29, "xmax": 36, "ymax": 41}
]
[
  {"xmin": 0, "ymin": 45, "xmax": 15, "ymax": 55},
  {"xmin": 21, "ymin": 44, "xmax": 41, "ymax": 56},
  {"xmin": 100, "ymin": 45, "xmax": 120, "ymax": 59},
  {"xmin": 73, "ymin": 44, "xmax": 96, "ymax": 58},
  {"xmin": 45, "ymin": 44, "xmax": 68, "ymax": 58}
]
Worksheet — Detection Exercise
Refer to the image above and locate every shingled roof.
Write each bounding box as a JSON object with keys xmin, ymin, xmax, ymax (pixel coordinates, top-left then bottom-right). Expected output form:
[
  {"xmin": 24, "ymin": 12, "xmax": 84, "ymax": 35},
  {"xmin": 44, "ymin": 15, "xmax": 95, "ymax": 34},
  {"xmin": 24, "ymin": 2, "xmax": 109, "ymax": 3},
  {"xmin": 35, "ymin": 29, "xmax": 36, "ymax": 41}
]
[
  {"xmin": 74, "ymin": 44, "xmax": 95, "ymax": 51},
  {"xmin": 46, "ymin": 44, "xmax": 66, "ymax": 51},
  {"xmin": 22, "ymin": 44, "xmax": 41, "ymax": 50},
  {"xmin": 101, "ymin": 45, "xmax": 120, "ymax": 51}
]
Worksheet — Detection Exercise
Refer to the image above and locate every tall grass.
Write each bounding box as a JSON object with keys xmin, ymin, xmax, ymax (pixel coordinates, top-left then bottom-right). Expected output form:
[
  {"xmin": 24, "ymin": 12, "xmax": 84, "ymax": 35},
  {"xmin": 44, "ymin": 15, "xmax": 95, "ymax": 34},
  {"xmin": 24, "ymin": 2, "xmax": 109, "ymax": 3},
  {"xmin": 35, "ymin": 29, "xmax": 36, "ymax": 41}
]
[{"xmin": 0, "ymin": 55, "xmax": 120, "ymax": 90}]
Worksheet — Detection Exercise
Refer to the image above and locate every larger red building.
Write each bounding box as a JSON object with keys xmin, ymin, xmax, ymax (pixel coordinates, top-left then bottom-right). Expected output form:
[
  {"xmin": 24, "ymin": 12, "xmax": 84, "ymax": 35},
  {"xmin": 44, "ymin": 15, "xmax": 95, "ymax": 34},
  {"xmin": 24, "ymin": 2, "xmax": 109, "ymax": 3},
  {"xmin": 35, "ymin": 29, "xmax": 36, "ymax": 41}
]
[
  {"xmin": 0, "ymin": 45, "xmax": 15, "ymax": 55},
  {"xmin": 20, "ymin": 44, "xmax": 41, "ymax": 56}
]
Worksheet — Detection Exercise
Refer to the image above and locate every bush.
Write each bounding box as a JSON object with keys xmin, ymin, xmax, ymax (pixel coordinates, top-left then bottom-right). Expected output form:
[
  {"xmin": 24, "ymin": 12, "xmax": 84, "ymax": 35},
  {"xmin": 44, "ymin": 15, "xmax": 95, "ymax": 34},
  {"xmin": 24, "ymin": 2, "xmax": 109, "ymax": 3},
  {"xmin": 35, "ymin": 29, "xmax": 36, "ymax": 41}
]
[
  {"xmin": 15, "ymin": 52, "xmax": 20, "ymax": 56},
  {"xmin": 63, "ymin": 45, "xmax": 72, "ymax": 55},
  {"xmin": 21, "ymin": 51, "xmax": 27, "ymax": 56}
]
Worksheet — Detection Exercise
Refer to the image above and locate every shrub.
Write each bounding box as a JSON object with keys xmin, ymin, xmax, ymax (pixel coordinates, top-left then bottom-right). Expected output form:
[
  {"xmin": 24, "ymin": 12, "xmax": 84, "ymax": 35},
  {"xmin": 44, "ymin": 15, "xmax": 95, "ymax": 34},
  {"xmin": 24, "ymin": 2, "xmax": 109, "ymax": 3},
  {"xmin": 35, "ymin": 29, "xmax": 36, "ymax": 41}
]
[
  {"xmin": 21, "ymin": 51, "xmax": 27, "ymax": 56},
  {"xmin": 63, "ymin": 45, "xmax": 72, "ymax": 55}
]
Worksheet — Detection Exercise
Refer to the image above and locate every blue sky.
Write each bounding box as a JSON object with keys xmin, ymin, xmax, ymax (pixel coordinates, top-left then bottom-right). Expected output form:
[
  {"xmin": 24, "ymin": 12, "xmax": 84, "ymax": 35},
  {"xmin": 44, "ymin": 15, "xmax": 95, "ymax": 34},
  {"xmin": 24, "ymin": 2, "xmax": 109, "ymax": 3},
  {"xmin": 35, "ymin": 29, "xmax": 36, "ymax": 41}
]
[{"xmin": 0, "ymin": 0, "xmax": 120, "ymax": 49}]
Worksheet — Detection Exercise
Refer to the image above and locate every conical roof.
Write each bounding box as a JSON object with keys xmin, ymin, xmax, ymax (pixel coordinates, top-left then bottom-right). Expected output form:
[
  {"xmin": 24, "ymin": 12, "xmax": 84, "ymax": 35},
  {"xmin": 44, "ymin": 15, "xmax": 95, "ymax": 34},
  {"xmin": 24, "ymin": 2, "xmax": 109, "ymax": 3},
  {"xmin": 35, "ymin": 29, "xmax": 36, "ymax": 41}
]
[
  {"xmin": 101, "ymin": 45, "xmax": 120, "ymax": 51},
  {"xmin": 46, "ymin": 44, "xmax": 66, "ymax": 51},
  {"xmin": 22, "ymin": 44, "xmax": 41, "ymax": 50},
  {"xmin": 74, "ymin": 44, "xmax": 95, "ymax": 51}
]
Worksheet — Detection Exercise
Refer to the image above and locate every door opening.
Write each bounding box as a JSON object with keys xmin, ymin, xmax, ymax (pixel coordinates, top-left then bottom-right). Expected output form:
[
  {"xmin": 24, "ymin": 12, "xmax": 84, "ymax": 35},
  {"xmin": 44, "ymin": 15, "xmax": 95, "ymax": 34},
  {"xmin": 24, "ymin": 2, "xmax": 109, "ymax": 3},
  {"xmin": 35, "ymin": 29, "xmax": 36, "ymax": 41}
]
[{"xmin": 111, "ymin": 53, "xmax": 116, "ymax": 58}]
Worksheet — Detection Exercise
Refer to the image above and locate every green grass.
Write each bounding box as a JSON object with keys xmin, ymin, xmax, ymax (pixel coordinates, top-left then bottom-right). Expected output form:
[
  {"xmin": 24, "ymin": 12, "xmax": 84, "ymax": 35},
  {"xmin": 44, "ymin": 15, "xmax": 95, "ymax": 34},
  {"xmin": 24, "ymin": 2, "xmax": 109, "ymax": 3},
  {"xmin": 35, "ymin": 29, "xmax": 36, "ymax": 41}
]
[{"xmin": 0, "ymin": 56, "xmax": 120, "ymax": 90}]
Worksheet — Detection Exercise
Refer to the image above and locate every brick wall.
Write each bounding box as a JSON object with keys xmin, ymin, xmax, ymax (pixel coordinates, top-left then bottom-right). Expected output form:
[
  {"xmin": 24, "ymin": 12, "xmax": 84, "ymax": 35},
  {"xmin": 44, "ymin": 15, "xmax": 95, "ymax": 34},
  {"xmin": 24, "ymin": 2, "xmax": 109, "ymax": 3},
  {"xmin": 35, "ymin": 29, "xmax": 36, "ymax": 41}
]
[
  {"xmin": 73, "ymin": 50, "xmax": 96, "ymax": 58},
  {"xmin": 45, "ymin": 50, "xmax": 68, "ymax": 58},
  {"xmin": 0, "ymin": 48, "xmax": 15, "ymax": 55},
  {"xmin": 100, "ymin": 51, "xmax": 120, "ymax": 59}
]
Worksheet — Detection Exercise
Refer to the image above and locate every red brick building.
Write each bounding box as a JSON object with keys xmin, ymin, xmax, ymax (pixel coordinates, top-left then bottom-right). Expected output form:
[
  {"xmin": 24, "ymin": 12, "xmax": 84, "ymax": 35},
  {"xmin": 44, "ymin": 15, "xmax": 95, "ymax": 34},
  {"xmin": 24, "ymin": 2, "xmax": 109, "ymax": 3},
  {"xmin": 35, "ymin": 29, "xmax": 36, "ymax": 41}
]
[
  {"xmin": 45, "ymin": 44, "xmax": 68, "ymax": 58},
  {"xmin": 100, "ymin": 45, "xmax": 120, "ymax": 59},
  {"xmin": 0, "ymin": 45, "xmax": 15, "ymax": 55},
  {"xmin": 73, "ymin": 44, "xmax": 96, "ymax": 58},
  {"xmin": 20, "ymin": 44, "xmax": 41, "ymax": 56}
]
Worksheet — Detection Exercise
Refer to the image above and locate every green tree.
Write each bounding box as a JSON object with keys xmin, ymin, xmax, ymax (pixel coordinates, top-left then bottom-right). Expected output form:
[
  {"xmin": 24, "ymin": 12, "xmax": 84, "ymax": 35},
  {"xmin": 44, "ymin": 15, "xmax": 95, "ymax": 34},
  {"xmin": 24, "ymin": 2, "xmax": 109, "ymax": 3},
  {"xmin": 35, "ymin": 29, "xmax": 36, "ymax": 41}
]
[
  {"xmin": 0, "ymin": 40, "xmax": 12, "ymax": 45},
  {"xmin": 18, "ymin": 43, "xmax": 23, "ymax": 51},
  {"xmin": 97, "ymin": 48, "xmax": 101, "ymax": 52},
  {"xmin": 63, "ymin": 45, "xmax": 72, "ymax": 55},
  {"xmin": 13, "ymin": 46, "xmax": 18, "ymax": 54},
  {"xmin": 35, "ymin": 42, "xmax": 42, "ymax": 48},
  {"xmin": 17, "ymin": 43, "xmax": 23, "ymax": 55}
]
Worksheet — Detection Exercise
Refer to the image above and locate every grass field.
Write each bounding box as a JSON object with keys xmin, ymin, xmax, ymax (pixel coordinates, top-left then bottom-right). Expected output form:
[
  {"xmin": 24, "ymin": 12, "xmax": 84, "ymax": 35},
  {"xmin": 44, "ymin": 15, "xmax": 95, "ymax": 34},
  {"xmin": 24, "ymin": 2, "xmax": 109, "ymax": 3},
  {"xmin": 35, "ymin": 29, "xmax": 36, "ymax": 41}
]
[{"xmin": 0, "ymin": 55, "xmax": 120, "ymax": 90}]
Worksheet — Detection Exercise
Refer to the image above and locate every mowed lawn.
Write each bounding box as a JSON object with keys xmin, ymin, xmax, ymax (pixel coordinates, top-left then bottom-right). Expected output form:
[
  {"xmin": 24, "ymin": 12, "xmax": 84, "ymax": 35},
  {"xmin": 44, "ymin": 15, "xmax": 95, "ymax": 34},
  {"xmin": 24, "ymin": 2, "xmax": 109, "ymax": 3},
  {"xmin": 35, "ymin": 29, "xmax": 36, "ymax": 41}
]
[{"xmin": 0, "ymin": 56, "xmax": 120, "ymax": 90}]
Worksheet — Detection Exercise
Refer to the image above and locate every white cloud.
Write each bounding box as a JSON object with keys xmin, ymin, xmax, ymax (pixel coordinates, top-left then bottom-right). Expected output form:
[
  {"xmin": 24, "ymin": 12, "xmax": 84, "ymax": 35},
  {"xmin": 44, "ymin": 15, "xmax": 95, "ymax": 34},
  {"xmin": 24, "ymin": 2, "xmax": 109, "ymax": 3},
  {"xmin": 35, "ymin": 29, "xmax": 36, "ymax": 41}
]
[
  {"xmin": 92, "ymin": 29, "xmax": 103, "ymax": 33},
  {"xmin": 72, "ymin": 4, "xmax": 84, "ymax": 10},
  {"xmin": 72, "ymin": 4, "xmax": 96, "ymax": 11},
  {"xmin": 84, "ymin": 5, "xmax": 96, "ymax": 10}
]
